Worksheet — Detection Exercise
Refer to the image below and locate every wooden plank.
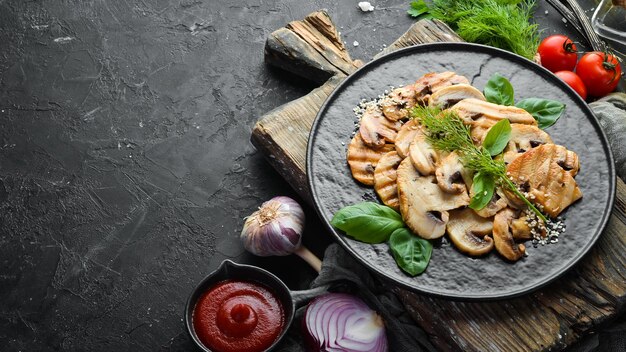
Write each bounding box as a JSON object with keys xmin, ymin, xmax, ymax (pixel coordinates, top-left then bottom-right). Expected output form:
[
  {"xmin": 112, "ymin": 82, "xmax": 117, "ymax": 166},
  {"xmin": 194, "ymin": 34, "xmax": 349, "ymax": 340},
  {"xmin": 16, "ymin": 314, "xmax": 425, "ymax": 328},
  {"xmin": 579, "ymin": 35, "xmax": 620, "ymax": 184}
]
[
  {"xmin": 375, "ymin": 19, "xmax": 463, "ymax": 59},
  {"xmin": 264, "ymin": 11, "xmax": 362, "ymax": 84},
  {"xmin": 251, "ymin": 11, "xmax": 626, "ymax": 352}
]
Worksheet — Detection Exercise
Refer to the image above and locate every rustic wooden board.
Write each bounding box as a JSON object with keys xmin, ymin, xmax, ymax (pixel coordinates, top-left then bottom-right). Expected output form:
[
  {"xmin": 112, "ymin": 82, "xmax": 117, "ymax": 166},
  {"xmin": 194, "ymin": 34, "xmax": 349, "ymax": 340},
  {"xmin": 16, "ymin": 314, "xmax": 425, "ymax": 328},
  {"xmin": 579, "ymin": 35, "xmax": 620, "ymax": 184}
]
[{"xmin": 251, "ymin": 11, "xmax": 626, "ymax": 352}]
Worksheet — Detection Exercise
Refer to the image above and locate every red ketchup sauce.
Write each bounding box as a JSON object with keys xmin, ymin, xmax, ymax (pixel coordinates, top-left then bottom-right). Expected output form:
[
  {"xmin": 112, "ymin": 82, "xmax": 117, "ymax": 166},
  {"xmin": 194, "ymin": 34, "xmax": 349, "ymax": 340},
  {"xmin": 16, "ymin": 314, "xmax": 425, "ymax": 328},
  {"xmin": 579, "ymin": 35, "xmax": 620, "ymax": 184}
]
[{"xmin": 192, "ymin": 280, "xmax": 285, "ymax": 352}]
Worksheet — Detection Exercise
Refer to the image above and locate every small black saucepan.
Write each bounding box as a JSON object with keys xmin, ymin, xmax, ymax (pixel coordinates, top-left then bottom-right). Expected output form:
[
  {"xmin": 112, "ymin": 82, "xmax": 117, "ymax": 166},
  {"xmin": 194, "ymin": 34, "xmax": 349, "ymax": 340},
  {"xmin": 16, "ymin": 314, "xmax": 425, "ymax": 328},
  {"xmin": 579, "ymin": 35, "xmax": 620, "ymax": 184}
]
[{"xmin": 184, "ymin": 260, "xmax": 330, "ymax": 352}]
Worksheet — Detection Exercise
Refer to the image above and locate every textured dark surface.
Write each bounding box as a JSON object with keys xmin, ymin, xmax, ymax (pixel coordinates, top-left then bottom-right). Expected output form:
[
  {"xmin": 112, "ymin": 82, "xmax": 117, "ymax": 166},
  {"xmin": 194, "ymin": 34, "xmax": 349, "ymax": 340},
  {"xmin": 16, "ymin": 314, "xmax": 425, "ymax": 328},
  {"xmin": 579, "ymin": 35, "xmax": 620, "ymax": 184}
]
[
  {"xmin": 308, "ymin": 43, "xmax": 614, "ymax": 299},
  {"xmin": 0, "ymin": 0, "xmax": 621, "ymax": 351}
]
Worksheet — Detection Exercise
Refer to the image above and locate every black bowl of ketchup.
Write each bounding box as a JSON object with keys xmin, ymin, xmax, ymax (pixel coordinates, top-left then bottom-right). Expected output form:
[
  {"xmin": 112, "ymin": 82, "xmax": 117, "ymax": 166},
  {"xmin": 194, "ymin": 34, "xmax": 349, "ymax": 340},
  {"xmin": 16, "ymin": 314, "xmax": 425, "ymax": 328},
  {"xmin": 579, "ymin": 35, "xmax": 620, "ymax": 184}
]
[{"xmin": 185, "ymin": 260, "xmax": 328, "ymax": 352}]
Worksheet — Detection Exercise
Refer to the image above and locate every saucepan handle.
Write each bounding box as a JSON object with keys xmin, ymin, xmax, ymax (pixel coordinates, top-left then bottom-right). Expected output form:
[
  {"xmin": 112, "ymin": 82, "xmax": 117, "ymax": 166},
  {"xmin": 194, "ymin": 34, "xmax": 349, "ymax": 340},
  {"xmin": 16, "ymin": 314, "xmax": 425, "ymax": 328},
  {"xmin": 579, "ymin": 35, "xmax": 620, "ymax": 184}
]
[{"xmin": 290, "ymin": 285, "xmax": 331, "ymax": 308}]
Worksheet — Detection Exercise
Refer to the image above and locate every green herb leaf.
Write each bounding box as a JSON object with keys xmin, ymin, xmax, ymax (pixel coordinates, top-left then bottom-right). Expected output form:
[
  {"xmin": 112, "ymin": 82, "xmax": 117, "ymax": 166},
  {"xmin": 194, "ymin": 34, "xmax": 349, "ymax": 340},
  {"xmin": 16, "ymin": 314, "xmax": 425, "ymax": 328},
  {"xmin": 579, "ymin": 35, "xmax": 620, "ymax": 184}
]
[
  {"xmin": 484, "ymin": 74, "xmax": 515, "ymax": 106},
  {"xmin": 469, "ymin": 172, "xmax": 496, "ymax": 210},
  {"xmin": 331, "ymin": 202, "xmax": 404, "ymax": 243},
  {"xmin": 425, "ymin": 0, "xmax": 540, "ymax": 60},
  {"xmin": 408, "ymin": 0, "xmax": 431, "ymax": 18},
  {"xmin": 482, "ymin": 119, "xmax": 512, "ymax": 156},
  {"xmin": 515, "ymin": 98, "xmax": 566, "ymax": 129},
  {"xmin": 388, "ymin": 228, "xmax": 433, "ymax": 276}
]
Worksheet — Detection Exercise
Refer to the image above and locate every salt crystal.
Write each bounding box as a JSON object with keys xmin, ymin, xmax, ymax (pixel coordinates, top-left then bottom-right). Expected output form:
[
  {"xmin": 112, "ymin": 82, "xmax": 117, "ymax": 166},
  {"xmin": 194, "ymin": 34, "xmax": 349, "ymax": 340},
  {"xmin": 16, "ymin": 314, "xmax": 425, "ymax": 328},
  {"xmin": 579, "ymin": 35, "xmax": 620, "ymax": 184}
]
[
  {"xmin": 358, "ymin": 2, "xmax": 375, "ymax": 12},
  {"xmin": 545, "ymin": 10, "xmax": 549, "ymax": 15},
  {"xmin": 562, "ymin": 18, "xmax": 567, "ymax": 24},
  {"xmin": 353, "ymin": 41, "xmax": 359, "ymax": 47}
]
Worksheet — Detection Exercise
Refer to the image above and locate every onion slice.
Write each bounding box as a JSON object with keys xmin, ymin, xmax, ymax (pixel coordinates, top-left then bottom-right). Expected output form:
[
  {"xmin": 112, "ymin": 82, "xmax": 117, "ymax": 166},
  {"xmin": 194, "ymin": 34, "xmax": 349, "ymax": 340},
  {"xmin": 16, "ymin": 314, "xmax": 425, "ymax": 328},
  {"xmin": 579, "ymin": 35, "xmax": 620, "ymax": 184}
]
[{"xmin": 303, "ymin": 293, "xmax": 388, "ymax": 352}]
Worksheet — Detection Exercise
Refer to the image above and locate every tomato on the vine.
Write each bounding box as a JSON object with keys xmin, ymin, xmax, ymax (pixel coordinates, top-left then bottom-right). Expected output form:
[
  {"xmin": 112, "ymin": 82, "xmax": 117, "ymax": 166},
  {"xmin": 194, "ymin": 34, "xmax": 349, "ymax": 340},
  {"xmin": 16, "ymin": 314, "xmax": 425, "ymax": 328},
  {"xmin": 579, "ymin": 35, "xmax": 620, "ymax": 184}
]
[
  {"xmin": 538, "ymin": 35, "xmax": 578, "ymax": 73},
  {"xmin": 554, "ymin": 71, "xmax": 587, "ymax": 100},
  {"xmin": 576, "ymin": 52, "xmax": 622, "ymax": 97}
]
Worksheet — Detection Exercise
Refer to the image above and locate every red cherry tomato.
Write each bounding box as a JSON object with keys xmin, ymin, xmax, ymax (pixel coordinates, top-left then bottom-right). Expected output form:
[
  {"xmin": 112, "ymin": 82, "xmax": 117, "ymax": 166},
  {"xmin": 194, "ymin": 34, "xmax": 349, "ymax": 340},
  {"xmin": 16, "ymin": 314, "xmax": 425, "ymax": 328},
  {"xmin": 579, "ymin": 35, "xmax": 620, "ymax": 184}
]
[
  {"xmin": 555, "ymin": 71, "xmax": 587, "ymax": 100},
  {"xmin": 576, "ymin": 52, "xmax": 622, "ymax": 97},
  {"xmin": 538, "ymin": 35, "xmax": 578, "ymax": 73}
]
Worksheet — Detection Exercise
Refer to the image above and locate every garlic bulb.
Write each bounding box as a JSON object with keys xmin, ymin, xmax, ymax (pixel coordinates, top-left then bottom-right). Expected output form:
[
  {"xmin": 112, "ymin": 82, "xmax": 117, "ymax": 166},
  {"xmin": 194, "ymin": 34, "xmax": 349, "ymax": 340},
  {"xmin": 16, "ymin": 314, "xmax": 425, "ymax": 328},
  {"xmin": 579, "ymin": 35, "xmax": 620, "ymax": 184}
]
[{"xmin": 241, "ymin": 196, "xmax": 305, "ymax": 256}]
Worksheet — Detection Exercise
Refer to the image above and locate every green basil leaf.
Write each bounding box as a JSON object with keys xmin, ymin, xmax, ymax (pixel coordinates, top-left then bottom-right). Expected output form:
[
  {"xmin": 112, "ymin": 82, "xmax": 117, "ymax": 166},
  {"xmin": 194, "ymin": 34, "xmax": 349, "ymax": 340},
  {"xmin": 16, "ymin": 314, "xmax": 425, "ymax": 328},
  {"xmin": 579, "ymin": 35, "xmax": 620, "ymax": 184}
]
[
  {"xmin": 331, "ymin": 202, "xmax": 404, "ymax": 243},
  {"xmin": 389, "ymin": 228, "xmax": 433, "ymax": 276},
  {"xmin": 515, "ymin": 98, "xmax": 566, "ymax": 129},
  {"xmin": 482, "ymin": 119, "xmax": 512, "ymax": 156},
  {"xmin": 407, "ymin": 0, "xmax": 430, "ymax": 18},
  {"xmin": 469, "ymin": 172, "xmax": 495, "ymax": 210},
  {"xmin": 484, "ymin": 74, "xmax": 515, "ymax": 106}
]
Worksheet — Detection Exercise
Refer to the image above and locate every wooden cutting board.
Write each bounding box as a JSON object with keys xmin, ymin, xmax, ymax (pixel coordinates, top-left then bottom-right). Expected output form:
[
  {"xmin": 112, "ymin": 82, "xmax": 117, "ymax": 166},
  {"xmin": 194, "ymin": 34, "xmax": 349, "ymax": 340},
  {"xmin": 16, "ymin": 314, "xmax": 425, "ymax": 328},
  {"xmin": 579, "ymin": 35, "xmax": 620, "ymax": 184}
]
[{"xmin": 251, "ymin": 11, "xmax": 626, "ymax": 352}]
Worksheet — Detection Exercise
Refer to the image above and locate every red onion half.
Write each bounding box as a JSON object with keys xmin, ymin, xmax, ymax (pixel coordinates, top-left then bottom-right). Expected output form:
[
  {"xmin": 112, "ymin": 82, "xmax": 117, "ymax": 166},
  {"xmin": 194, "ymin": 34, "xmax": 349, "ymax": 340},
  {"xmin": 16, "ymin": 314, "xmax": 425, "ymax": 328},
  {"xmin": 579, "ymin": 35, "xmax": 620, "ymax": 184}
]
[{"xmin": 303, "ymin": 293, "xmax": 388, "ymax": 352}]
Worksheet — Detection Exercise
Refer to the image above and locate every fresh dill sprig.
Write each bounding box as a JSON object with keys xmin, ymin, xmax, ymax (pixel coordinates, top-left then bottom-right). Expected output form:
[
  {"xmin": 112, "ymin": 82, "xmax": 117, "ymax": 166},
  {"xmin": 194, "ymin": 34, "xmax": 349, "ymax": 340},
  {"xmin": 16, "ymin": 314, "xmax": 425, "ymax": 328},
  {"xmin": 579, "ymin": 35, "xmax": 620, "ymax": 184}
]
[
  {"xmin": 412, "ymin": 106, "xmax": 473, "ymax": 152},
  {"xmin": 410, "ymin": 106, "xmax": 548, "ymax": 223},
  {"xmin": 420, "ymin": 0, "xmax": 540, "ymax": 60}
]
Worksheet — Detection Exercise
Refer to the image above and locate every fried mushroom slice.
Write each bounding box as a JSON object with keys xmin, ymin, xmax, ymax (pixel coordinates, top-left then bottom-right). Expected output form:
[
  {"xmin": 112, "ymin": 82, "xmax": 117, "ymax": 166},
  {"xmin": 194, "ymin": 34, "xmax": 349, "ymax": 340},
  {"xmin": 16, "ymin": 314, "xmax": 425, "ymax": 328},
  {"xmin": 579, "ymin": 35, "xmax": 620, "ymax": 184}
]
[
  {"xmin": 347, "ymin": 134, "xmax": 395, "ymax": 186},
  {"xmin": 374, "ymin": 151, "xmax": 403, "ymax": 210},
  {"xmin": 414, "ymin": 72, "xmax": 470, "ymax": 105},
  {"xmin": 451, "ymin": 98, "xmax": 537, "ymax": 143},
  {"xmin": 428, "ymin": 84, "xmax": 486, "ymax": 109},
  {"xmin": 500, "ymin": 124, "xmax": 553, "ymax": 164},
  {"xmin": 510, "ymin": 215, "xmax": 547, "ymax": 241},
  {"xmin": 381, "ymin": 86, "xmax": 417, "ymax": 121},
  {"xmin": 409, "ymin": 130, "xmax": 439, "ymax": 176},
  {"xmin": 359, "ymin": 104, "xmax": 402, "ymax": 148},
  {"xmin": 395, "ymin": 119, "xmax": 421, "ymax": 159},
  {"xmin": 447, "ymin": 208, "xmax": 494, "ymax": 256},
  {"xmin": 452, "ymin": 98, "xmax": 537, "ymax": 126},
  {"xmin": 493, "ymin": 208, "xmax": 526, "ymax": 261},
  {"xmin": 435, "ymin": 152, "xmax": 467, "ymax": 194},
  {"xmin": 397, "ymin": 158, "xmax": 470, "ymax": 239},
  {"xmin": 506, "ymin": 144, "xmax": 582, "ymax": 217}
]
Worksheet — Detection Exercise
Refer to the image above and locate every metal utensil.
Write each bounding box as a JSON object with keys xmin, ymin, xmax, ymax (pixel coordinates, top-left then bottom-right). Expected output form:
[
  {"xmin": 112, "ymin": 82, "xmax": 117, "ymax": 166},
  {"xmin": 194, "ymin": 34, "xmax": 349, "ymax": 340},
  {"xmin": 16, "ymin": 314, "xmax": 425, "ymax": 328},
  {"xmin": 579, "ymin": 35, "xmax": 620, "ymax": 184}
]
[
  {"xmin": 563, "ymin": 0, "xmax": 607, "ymax": 51},
  {"xmin": 545, "ymin": 0, "xmax": 607, "ymax": 51},
  {"xmin": 185, "ymin": 260, "xmax": 330, "ymax": 352}
]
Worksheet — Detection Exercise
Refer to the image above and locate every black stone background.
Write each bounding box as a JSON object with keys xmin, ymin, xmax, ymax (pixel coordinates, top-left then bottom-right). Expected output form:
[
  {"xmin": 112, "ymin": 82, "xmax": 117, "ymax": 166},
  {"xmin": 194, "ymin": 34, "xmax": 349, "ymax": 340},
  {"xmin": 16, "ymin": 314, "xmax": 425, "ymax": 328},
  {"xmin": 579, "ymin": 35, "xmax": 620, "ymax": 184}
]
[{"xmin": 0, "ymin": 1, "xmax": 623, "ymax": 351}]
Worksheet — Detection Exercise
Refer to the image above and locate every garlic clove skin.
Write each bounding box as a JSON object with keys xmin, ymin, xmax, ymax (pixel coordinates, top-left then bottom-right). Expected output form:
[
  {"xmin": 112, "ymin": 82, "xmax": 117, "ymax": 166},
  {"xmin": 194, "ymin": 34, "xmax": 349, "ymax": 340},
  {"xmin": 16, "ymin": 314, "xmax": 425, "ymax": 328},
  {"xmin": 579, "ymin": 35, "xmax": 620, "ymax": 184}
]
[{"xmin": 241, "ymin": 196, "xmax": 305, "ymax": 256}]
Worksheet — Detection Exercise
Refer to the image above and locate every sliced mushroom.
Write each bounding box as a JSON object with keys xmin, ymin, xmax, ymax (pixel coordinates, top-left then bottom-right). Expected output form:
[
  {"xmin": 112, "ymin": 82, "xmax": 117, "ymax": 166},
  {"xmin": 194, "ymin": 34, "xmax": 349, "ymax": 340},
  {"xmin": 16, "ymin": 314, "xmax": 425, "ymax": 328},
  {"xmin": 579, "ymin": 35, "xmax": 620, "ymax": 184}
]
[
  {"xmin": 409, "ymin": 130, "xmax": 439, "ymax": 175},
  {"xmin": 397, "ymin": 158, "xmax": 470, "ymax": 239},
  {"xmin": 380, "ymin": 86, "xmax": 417, "ymax": 121},
  {"xmin": 511, "ymin": 216, "xmax": 532, "ymax": 241},
  {"xmin": 506, "ymin": 144, "xmax": 582, "ymax": 217},
  {"xmin": 451, "ymin": 98, "xmax": 537, "ymax": 143},
  {"xmin": 428, "ymin": 84, "xmax": 486, "ymax": 109},
  {"xmin": 447, "ymin": 208, "xmax": 494, "ymax": 256},
  {"xmin": 359, "ymin": 104, "xmax": 402, "ymax": 148},
  {"xmin": 452, "ymin": 98, "xmax": 537, "ymax": 126},
  {"xmin": 413, "ymin": 72, "xmax": 470, "ymax": 105},
  {"xmin": 510, "ymin": 215, "xmax": 546, "ymax": 241},
  {"xmin": 347, "ymin": 133, "xmax": 395, "ymax": 186},
  {"xmin": 500, "ymin": 124, "xmax": 553, "ymax": 164},
  {"xmin": 374, "ymin": 151, "xmax": 403, "ymax": 210},
  {"xmin": 435, "ymin": 152, "xmax": 467, "ymax": 194},
  {"xmin": 493, "ymin": 208, "xmax": 526, "ymax": 261},
  {"xmin": 395, "ymin": 119, "xmax": 421, "ymax": 159}
]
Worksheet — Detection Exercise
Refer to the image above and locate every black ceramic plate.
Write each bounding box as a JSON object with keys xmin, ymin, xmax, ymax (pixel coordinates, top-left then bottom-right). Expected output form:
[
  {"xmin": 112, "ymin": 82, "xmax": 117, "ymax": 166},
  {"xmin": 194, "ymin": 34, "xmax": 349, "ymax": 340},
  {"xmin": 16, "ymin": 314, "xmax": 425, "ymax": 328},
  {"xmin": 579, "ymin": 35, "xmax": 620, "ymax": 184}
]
[{"xmin": 307, "ymin": 43, "xmax": 615, "ymax": 300}]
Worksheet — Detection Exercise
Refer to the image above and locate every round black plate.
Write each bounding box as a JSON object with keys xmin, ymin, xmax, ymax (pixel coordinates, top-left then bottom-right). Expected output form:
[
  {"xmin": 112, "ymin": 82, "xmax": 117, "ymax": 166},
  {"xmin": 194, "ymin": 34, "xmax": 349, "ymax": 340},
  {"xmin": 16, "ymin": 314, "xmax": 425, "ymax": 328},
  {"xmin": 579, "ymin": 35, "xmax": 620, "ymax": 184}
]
[{"xmin": 306, "ymin": 43, "xmax": 615, "ymax": 300}]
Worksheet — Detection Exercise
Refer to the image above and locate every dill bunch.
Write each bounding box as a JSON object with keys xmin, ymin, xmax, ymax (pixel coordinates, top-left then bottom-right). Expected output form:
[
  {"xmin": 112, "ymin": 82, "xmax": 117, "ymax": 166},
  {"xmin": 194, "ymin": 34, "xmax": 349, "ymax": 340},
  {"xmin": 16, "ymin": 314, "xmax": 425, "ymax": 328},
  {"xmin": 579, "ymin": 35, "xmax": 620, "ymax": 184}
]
[
  {"xmin": 412, "ymin": 105, "xmax": 505, "ymax": 179},
  {"xmin": 427, "ymin": 0, "xmax": 540, "ymax": 60}
]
